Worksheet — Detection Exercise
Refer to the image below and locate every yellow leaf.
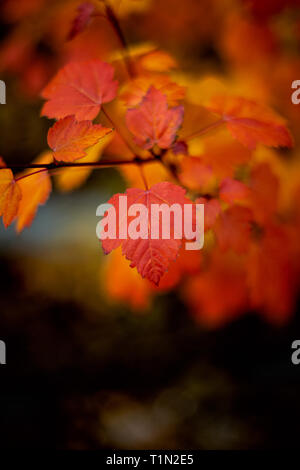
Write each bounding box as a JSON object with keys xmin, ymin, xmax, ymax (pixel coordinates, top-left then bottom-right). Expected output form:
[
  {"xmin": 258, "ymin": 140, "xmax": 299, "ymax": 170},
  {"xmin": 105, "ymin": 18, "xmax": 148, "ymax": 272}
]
[{"xmin": 0, "ymin": 169, "xmax": 22, "ymax": 228}]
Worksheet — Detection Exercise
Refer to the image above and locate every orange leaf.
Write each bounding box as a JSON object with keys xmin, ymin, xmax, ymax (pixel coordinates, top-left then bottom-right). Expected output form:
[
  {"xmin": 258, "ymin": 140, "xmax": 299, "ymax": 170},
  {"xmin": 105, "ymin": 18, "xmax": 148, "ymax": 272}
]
[
  {"xmin": 0, "ymin": 157, "xmax": 6, "ymax": 168},
  {"xmin": 0, "ymin": 169, "xmax": 22, "ymax": 228},
  {"xmin": 178, "ymin": 156, "xmax": 214, "ymax": 192},
  {"xmin": 138, "ymin": 49, "xmax": 178, "ymax": 72},
  {"xmin": 15, "ymin": 152, "xmax": 52, "ymax": 232},
  {"xmin": 249, "ymin": 162, "xmax": 279, "ymax": 223},
  {"xmin": 121, "ymin": 74, "xmax": 185, "ymax": 107},
  {"xmin": 186, "ymin": 273, "xmax": 247, "ymax": 327},
  {"xmin": 198, "ymin": 130, "xmax": 252, "ymax": 179},
  {"xmin": 47, "ymin": 115, "xmax": 112, "ymax": 162},
  {"xmin": 126, "ymin": 86, "xmax": 184, "ymax": 150},
  {"xmin": 219, "ymin": 177, "xmax": 250, "ymax": 204},
  {"xmin": 214, "ymin": 205, "xmax": 253, "ymax": 253},
  {"xmin": 247, "ymin": 225, "xmax": 295, "ymax": 323},
  {"xmin": 184, "ymin": 251, "xmax": 247, "ymax": 328},
  {"xmin": 41, "ymin": 60, "xmax": 118, "ymax": 121},
  {"xmin": 101, "ymin": 182, "xmax": 195, "ymax": 285},
  {"xmin": 151, "ymin": 245, "xmax": 202, "ymax": 291},
  {"xmin": 196, "ymin": 197, "xmax": 221, "ymax": 231},
  {"xmin": 120, "ymin": 161, "xmax": 170, "ymax": 189},
  {"xmin": 103, "ymin": 244, "xmax": 201, "ymax": 309},
  {"xmin": 55, "ymin": 133, "xmax": 113, "ymax": 192},
  {"xmin": 103, "ymin": 247, "xmax": 153, "ymax": 310},
  {"xmin": 207, "ymin": 95, "xmax": 293, "ymax": 150}
]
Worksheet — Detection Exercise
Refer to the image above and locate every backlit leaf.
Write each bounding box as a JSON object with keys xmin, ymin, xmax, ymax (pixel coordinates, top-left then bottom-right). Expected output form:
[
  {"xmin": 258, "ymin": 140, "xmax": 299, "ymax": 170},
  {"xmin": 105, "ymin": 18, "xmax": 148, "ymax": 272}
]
[
  {"xmin": 126, "ymin": 86, "xmax": 184, "ymax": 150},
  {"xmin": 41, "ymin": 60, "xmax": 118, "ymax": 121},
  {"xmin": 207, "ymin": 95, "xmax": 293, "ymax": 150},
  {"xmin": 47, "ymin": 115, "xmax": 112, "ymax": 162},
  {"xmin": 100, "ymin": 182, "xmax": 195, "ymax": 285},
  {"xmin": 0, "ymin": 169, "xmax": 22, "ymax": 228},
  {"xmin": 16, "ymin": 152, "xmax": 52, "ymax": 232}
]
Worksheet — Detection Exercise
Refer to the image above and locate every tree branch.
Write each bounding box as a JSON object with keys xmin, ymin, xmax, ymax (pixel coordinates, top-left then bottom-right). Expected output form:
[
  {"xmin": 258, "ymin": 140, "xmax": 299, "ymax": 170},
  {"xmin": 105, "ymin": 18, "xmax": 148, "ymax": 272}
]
[{"xmin": 0, "ymin": 156, "xmax": 157, "ymax": 172}]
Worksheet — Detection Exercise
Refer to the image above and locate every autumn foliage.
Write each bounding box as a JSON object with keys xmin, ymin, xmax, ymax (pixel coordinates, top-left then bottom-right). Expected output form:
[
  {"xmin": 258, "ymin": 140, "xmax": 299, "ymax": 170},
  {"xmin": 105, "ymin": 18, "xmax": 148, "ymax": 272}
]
[{"xmin": 1, "ymin": 0, "xmax": 300, "ymax": 328}]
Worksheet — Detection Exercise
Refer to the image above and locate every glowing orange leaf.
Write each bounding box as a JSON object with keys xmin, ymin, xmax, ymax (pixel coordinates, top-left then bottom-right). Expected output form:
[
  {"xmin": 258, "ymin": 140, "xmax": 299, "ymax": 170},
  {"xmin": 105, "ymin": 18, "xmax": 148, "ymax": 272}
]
[
  {"xmin": 121, "ymin": 74, "xmax": 185, "ymax": 107},
  {"xmin": 219, "ymin": 178, "xmax": 250, "ymax": 204},
  {"xmin": 15, "ymin": 153, "xmax": 52, "ymax": 232},
  {"xmin": 178, "ymin": 156, "xmax": 213, "ymax": 192},
  {"xmin": 0, "ymin": 169, "xmax": 22, "ymax": 228},
  {"xmin": 207, "ymin": 95, "xmax": 293, "ymax": 150},
  {"xmin": 196, "ymin": 197, "xmax": 221, "ymax": 231},
  {"xmin": 214, "ymin": 205, "xmax": 253, "ymax": 253},
  {"xmin": 55, "ymin": 133, "xmax": 113, "ymax": 192},
  {"xmin": 184, "ymin": 253, "xmax": 248, "ymax": 327},
  {"xmin": 47, "ymin": 115, "xmax": 112, "ymax": 162},
  {"xmin": 126, "ymin": 86, "xmax": 184, "ymax": 150}
]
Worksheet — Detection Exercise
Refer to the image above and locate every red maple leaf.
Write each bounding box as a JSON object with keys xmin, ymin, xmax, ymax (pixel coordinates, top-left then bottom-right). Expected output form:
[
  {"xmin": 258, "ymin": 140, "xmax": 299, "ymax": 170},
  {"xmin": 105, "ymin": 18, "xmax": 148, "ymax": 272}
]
[
  {"xmin": 41, "ymin": 60, "xmax": 118, "ymax": 121},
  {"xmin": 100, "ymin": 182, "xmax": 195, "ymax": 285},
  {"xmin": 126, "ymin": 86, "xmax": 184, "ymax": 150}
]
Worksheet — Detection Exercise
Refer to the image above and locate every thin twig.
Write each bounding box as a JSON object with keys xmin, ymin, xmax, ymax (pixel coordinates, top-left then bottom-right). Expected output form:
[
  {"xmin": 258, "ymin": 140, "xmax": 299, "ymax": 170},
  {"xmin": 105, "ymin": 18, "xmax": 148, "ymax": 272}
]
[
  {"xmin": 0, "ymin": 156, "xmax": 157, "ymax": 172},
  {"xmin": 15, "ymin": 168, "xmax": 48, "ymax": 182},
  {"xmin": 102, "ymin": 0, "xmax": 135, "ymax": 78}
]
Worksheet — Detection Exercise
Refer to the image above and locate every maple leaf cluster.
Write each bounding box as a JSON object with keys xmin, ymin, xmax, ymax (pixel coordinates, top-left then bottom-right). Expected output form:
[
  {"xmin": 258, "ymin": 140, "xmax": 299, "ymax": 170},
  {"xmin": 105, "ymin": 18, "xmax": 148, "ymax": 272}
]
[{"xmin": 1, "ymin": 0, "xmax": 300, "ymax": 327}]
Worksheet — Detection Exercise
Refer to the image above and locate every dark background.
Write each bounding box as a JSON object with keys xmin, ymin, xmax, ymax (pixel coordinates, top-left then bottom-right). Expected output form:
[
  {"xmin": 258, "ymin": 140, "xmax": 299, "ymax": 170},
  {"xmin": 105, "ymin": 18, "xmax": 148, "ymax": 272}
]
[{"xmin": 0, "ymin": 248, "xmax": 300, "ymax": 449}]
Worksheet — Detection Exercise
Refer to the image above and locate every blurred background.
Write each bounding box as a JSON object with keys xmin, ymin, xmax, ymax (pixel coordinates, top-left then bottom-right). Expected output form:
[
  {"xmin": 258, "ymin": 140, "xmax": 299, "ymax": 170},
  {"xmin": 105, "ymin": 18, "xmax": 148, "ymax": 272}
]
[{"xmin": 0, "ymin": 0, "xmax": 300, "ymax": 449}]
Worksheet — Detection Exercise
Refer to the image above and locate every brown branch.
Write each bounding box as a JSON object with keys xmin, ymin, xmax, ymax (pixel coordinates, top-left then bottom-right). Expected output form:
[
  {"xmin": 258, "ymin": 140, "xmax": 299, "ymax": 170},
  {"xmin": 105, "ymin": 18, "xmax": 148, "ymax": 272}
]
[
  {"xmin": 0, "ymin": 156, "xmax": 157, "ymax": 172},
  {"xmin": 102, "ymin": 0, "xmax": 135, "ymax": 78},
  {"xmin": 15, "ymin": 169, "xmax": 48, "ymax": 182}
]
